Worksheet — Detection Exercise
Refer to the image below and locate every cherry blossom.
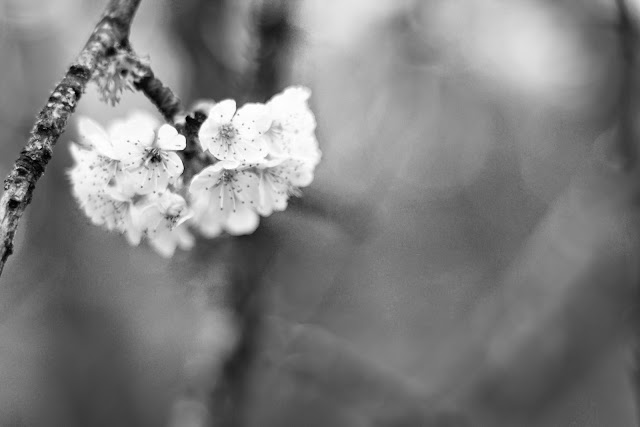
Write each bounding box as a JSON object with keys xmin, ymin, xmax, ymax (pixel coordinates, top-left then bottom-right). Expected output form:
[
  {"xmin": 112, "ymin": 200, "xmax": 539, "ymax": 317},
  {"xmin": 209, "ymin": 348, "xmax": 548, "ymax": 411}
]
[
  {"xmin": 263, "ymin": 86, "xmax": 321, "ymax": 165},
  {"xmin": 189, "ymin": 161, "xmax": 261, "ymax": 236},
  {"xmin": 198, "ymin": 100, "xmax": 271, "ymax": 164},
  {"xmin": 112, "ymin": 114, "xmax": 185, "ymax": 194},
  {"xmin": 68, "ymin": 86, "xmax": 321, "ymax": 257}
]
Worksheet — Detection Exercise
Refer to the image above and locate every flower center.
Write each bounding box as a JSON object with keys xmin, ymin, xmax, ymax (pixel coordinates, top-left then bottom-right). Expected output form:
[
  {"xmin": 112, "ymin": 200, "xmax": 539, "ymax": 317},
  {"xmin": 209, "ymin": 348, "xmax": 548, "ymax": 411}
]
[
  {"xmin": 164, "ymin": 213, "xmax": 180, "ymax": 228},
  {"xmin": 219, "ymin": 124, "xmax": 236, "ymax": 140},
  {"xmin": 147, "ymin": 148, "xmax": 163, "ymax": 163},
  {"xmin": 221, "ymin": 170, "xmax": 234, "ymax": 183}
]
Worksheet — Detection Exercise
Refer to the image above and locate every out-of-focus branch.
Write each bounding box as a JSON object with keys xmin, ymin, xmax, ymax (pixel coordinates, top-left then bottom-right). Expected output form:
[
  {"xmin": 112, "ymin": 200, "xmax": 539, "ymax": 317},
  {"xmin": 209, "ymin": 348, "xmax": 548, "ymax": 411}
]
[
  {"xmin": 208, "ymin": 3, "xmax": 296, "ymax": 426},
  {"xmin": 0, "ymin": 0, "xmax": 142, "ymax": 279},
  {"xmin": 615, "ymin": 0, "xmax": 640, "ymax": 419},
  {"xmin": 244, "ymin": 0, "xmax": 294, "ymax": 102},
  {"xmin": 210, "ymin": 230, "xmax": 277, "ymax": 427},
  {"xmin": 615, "ymin": 0, "xmax": 640, "ymax": 169}
]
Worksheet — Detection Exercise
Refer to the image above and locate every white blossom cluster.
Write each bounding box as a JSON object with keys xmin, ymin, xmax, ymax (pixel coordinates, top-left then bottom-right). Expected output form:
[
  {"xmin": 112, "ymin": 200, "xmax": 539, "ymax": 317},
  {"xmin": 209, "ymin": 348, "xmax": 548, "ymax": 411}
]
[{"xmin": 68, "ymin": 87, "xmax": 320, "ymax": 257}]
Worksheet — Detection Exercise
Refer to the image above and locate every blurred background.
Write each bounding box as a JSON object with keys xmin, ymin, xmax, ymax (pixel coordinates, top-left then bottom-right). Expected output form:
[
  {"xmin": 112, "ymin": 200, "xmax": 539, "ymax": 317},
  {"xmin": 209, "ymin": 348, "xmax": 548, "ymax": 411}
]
[{"xmin": 0, "ymin": 0, "xmax": 639, "ymax": 426}]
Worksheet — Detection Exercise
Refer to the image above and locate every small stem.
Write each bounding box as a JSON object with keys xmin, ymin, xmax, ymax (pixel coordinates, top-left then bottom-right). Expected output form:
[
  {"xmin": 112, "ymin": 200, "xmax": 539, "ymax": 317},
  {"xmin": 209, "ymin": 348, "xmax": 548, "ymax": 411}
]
[
  {"xmin": 129, "ymin": 55, "xmax": 184, "ymax": 123},
  {"xmin": 0, "ymin": 0, "xmax": 143, "ymax": 279}
]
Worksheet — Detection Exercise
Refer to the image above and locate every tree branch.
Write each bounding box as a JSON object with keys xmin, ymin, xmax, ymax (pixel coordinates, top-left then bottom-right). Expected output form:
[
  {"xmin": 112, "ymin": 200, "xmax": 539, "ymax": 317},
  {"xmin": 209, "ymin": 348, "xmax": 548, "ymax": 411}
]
[{"xmin": 0, "ymin": 0, "xmax": 143, "ymax": 278}]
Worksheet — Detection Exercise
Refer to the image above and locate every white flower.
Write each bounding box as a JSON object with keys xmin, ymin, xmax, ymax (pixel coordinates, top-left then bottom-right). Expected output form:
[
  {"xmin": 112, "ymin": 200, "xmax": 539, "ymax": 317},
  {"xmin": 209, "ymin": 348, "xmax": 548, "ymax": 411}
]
[
  {"xmin": 137, "ymin": 192, "xmax": 194, "ymax": 257},
  {"xmin": 264, "ymin": 86, "xmax": 321, "ymax": 165},
  {"xmin": 198, "ymin": 100, "xmax": 271, "ymax": 164},
  {"xmin": 112, "ymin": 113, "xmax": 186, "ymax": 195},
  {"xmin": 255, "ymin": 158, "xmax": 315, "ymax": 216},
  {"xmin": 188, "ymin": 161, "xmax": 260, "ymax": 236}
]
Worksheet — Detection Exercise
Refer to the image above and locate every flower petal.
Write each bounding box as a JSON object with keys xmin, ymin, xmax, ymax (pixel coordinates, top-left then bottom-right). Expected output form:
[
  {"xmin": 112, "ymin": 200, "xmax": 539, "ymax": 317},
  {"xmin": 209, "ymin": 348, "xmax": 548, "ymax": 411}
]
[
  {"xmin": 148, "ymin": 225, "xmax": 195, "ymax": 258},
  {"xmin": 190, "ymin": 196, "xmax": 224, "ymax": 238},
  {"xmin": 175, "ymin": 226, "xmax": 195, "ymax": 250},
  {"xmin": 291, "ymin": 134, "xmax": 322, "ymax": 166},
  {"xmin": 157, "ymin": 124, "xmax": 186, "ymax": 151},
  {"xmin": 257, "ymin": 170, "xmax": 289, "ymax": 216},
  {"xmin": 163, "ymin": 151, "xmax": 184, "ymax": 179},
  {"xmin": 189, "ymin": 165, "xmax": 222, "ymax": 195},
  {"xmin": 69, "ymin": 142, "xmax": 101, "ymax": 169},
  {"xmin": 123, "ymin": 210, "xmax": 143, "ymax": 246},
  {"xmin": 148, "ymin": 230, "xmax": 177, "ymax": 258},
  {"xmin": 77, "ymin": 116, "xmax": 117, "ymax": 159},
  {"xmin": 136, "ymin": 202, "xmax": 165, "ymax": 234},
  {"xmin": 233, "ymin": 102, "xmax": 272, "ymax": 138},
  {"xmin": 207, "ymin": 99, "xmax": 237, "ymax": 125},
  {"xmin": 232, "ymin": 169, "xmax": 261, "ymax": 209},
  {"xmin": 109, "ymin": 114, "xmax": 157, "ymax": 158},
  {"xmin": 134, "ymin": 164, "xmax": 170, "ymax": 195},
  {"xmin": 68, "ymin": 153, "xmax": 116, "ymax": 200},
  {"xmin": 224, "ymin": 205, "xmax": 260, "ymax": 235}
]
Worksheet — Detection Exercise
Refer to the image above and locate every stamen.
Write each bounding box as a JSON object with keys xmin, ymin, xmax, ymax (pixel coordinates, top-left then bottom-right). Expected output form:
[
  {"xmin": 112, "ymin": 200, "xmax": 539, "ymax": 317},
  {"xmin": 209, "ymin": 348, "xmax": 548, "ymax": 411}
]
[
  {"xmin": 147, "ymin": 147, "xmax": 163, "ymax": 164},
  {"xmin": 219, "ymin": 124, "xmax": 236, "ymax": 140}
]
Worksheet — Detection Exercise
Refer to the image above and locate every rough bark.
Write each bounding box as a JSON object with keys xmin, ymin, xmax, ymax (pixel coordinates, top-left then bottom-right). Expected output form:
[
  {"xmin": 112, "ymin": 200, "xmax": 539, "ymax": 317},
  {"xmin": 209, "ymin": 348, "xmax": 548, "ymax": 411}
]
[{"xmin": 0, "ymin": 0, "xmax": 143, "ymax": 278}]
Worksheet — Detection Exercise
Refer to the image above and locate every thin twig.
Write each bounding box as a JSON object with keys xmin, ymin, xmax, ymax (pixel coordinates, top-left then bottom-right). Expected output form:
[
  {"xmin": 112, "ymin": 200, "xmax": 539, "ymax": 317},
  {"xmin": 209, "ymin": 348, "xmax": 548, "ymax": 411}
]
[
  {"xmin": 0, "ymin": 0, "xmax": 143, "ymax": 278},
  {"xmin": 129, "ymin": 52, "xmax": 184, "ymax": 123}
]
